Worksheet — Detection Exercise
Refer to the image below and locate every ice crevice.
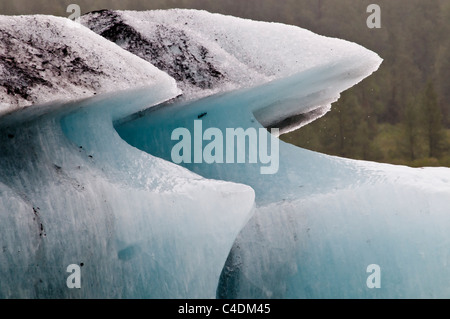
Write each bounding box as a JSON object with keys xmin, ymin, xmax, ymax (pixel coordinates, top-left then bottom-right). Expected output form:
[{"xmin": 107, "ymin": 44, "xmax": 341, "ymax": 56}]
[{"xmin": 0, "ymin": 78, "xmax": 255, "ymax": 299}]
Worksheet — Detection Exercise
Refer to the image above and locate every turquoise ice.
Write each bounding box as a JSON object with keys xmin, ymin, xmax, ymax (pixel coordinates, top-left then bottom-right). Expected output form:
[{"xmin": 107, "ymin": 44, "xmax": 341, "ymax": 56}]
[
  {"xmin": 117, "ymin": 60, "xmax": 450, "ymax": 299},
  {"xmin": 2, "ymin": 9, "xmax": 450, "ymax": 299}
]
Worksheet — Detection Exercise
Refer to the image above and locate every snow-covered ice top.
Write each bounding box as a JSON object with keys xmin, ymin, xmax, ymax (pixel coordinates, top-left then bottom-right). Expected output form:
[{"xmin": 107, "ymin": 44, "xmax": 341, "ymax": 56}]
[
  {"xmin": 0, "ymin": 15, "xmax": 180, "ymax": 114},
  {"xmin": 81, "ymin": 9, "xmax": 382, "ymax": 132},
  {"xmin": 82, "ymin": 9, "xmax": 382, "ymax": 97},
  {"xmin": 1, "ymin": 10, "xmax": 382, "ymax": 131}
]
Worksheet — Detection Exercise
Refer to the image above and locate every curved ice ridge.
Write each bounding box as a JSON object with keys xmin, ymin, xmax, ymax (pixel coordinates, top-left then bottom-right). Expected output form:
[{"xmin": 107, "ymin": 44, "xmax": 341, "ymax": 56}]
[
  {"xmin": 3, "ymin": 9, "xmax": 447, "ymax": 300},
  {"xmin": 0, "ymin": 85, "xmax": 255, "ymax": 298},
  {"xmin": 117, "ymin": 73, "xmax": 450, "ymax": 299},
  {"xmin": 81, "ymin": 9, "xmax": 382, "ymax": 134}
]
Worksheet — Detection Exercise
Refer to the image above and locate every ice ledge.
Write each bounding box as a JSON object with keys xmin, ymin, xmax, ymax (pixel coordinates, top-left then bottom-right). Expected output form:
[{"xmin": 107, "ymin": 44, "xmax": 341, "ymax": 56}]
[
  {"xmin": 81, "ymin": 9, "xmax": 382, "ymax": 131},
  {"xmin": 0, "ymin": 10, "xmax": 382, "ymax": 132}
]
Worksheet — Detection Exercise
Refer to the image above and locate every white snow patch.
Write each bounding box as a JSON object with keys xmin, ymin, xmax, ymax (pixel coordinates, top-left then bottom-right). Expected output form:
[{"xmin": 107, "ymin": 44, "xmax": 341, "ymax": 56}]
[{"xmin": 0, "ymin": 15, "xmax": 180, "ymax": 113}]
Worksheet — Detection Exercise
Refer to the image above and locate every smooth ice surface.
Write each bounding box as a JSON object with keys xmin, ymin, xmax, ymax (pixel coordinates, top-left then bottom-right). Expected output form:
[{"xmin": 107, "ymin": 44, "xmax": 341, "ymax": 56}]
[
  {"xmin": 117, "ymin": 66, "xmax": 450, "ymax": 299},
  {"xmin": 0, "ymin": 84, "xmax": 254, "ymax": 298}
]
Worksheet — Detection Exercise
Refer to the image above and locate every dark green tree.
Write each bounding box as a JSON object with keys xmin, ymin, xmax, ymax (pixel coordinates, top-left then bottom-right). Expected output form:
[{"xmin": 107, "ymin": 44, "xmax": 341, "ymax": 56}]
[
  {"xmin": 399, "ymin": 98, "xmax": 422, "ymax": 161},
  {"xmin": 422, "ymin": 82, "xmax": 445, "ymax": 159}
]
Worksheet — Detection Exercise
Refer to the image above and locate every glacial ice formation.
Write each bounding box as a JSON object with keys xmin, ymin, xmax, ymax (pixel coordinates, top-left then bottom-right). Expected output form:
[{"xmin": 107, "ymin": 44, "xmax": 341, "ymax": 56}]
[
  {"xmin": 81, "ymin": 9, "xmax": 381, "ymax": 134},
  {"xmin": 2, "ymin": 9, "xmax": 450, "ymax": 299},
  {"xmin": 116, "ymin": 58, "xmax": 450, "ymax": 299},
  {"xmin": 0, "ymin": 15, "xmax": 179, "ymax": 113},
  {"xmin": 0, "ymin": 87, "xmax": 254, "ymax": 298}
]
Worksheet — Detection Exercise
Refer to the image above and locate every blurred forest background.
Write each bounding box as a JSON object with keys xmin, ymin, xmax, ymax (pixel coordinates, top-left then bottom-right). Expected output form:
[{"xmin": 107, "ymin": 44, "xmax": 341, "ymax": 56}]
[{"xmin": 2, "ymin": 0, "xmax": 450, "ymax": 167}]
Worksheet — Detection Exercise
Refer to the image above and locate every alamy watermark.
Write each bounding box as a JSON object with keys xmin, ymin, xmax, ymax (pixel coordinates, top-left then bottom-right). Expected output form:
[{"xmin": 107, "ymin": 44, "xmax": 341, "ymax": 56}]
[
  {"xmin": 64, "ymin": 262, "xmax": 382, "ymax": 290},
  {"xmin": 367, "ymin": 4, "xmax": 381, "ymax": 29},
  {"xmin": 67, "ymin": 4, "xmax": 81, "ymax": 21},
  {"xmin": 366, "ymin": 264, "xmax": 381, "ymax": 289},
  {"xmin": 65, "ymin": 3, "xmax": 380, "ymax": 29},
  {"xmin": 66, "ymin": 264, "xmax": 81, "ymax": 289},
  {"xmin": 171, "ymin": 120, "xmax": 279, "ymax": 175}
]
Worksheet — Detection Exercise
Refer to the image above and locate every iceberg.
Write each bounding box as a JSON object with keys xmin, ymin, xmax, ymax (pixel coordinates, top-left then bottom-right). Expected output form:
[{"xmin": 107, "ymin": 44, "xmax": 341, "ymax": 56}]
[
  {"xmin": 0, "ymin": 87, "xmax": 255, "ymax": 298},
  {"xmin": 116, "ymin": 61, "xmax": 450, "ymax": 299},
  {"xmin": 0, "ymin": 14, "xmax": 254, "ymax": 298},
  {"xmin": 1, "ymin": 9, "xmax": 450, "ymax": 300}
]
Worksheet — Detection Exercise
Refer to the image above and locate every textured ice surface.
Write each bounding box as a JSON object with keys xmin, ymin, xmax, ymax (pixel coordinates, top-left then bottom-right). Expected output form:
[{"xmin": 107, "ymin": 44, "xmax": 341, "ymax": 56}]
[
  {"xmin": 81, "ymin": 9, "xmax": 382, "ymax": 133},
  {"xmin": 0, "ymin": 84, "xmax": 254, "ymax": 299},
  {"xmin": 0, "ymin": 15, "xmax": 180, "ymax": 113},
  {"xmin": 3, "ymin": 9, "xmax": 448, "ymax": 299},
  {"xmin": 114, "ymin": 46, "xmax": 450, "ymax": 298},
  {"xmin": 117, "ymin": 78, "xmax": 450, "ymax": 298}
]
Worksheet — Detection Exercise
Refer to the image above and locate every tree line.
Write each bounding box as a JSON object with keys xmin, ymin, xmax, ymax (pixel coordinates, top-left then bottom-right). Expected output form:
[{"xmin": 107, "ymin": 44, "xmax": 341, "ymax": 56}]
[{"xmin": 280, "ymin": 0, "xmax": 450, "ymax": 167}]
